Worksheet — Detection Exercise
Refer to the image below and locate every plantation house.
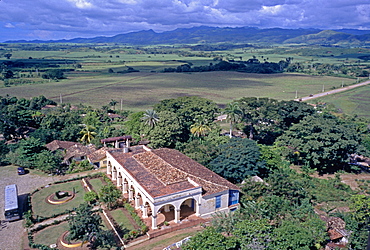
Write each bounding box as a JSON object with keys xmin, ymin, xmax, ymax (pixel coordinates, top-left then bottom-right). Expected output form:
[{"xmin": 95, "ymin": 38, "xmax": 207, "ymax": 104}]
[{"xmin": 106, "ymin": 145, "xmax": 240, "ymax": 229}]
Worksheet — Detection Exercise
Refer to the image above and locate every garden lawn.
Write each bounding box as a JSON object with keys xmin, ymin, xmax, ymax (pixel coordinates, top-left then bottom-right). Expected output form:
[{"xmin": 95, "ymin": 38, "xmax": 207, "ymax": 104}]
[
  {"xmin": 34, "ymin": 222, "xmax": 69, "ymax": 246},
  {"xmin": 110, "ymin": 209, "xmax": 136, "ymax": 231},
  {"xmin": 89, "ymin": 178, "xmax": 104, "ymax": 194},
  {"xmin": 31, "ymin": 180, "xmax": 86, "ymax": 218}
]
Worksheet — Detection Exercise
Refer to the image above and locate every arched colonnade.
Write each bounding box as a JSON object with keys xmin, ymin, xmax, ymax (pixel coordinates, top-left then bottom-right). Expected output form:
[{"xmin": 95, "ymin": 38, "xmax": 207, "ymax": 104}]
[{"xmin": 107, "ymin": 161, "xmax": 201, "ymax": 229}]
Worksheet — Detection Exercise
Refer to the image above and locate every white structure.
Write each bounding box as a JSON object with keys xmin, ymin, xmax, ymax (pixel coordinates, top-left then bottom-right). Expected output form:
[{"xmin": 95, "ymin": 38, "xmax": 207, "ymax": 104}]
[{"xmin": 106, "ymin": 146, "xmax": 240, "ymax": 229}]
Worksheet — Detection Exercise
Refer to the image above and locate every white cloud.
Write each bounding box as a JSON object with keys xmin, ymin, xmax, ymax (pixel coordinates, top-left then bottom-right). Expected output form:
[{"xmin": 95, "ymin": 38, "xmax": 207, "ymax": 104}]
[
  {"xmin": 5, "ymin": 23, "xmax": 15, "ymax": 28},
  {"xmin": 66, "ymin": 0, "xmax": 93, "ymax": 8},
  {"xmin": 260, "ymin": 5, "xmax": 283, "ymax": 15}
]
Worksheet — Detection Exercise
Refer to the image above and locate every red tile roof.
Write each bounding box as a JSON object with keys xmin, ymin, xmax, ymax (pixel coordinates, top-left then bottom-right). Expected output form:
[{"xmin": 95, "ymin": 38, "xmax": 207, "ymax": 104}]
[
  {"xmin": 87, "ymin": 147, "xmax": 110, "ymax": 163},
  {"xmin": 101, "ymin": 136, "xmax": 132, "ymax": 143},
  {"xmin": 109, "ymin": 147, "xmax": 239, "ymax": 198},
  {"xmin": 45, "ymin": 140, "xmax": 82, "ymax": 151}
]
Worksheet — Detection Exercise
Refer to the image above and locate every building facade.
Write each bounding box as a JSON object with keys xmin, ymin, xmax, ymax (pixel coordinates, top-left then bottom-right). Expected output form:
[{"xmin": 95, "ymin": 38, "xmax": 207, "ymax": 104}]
[{"xmin": 106, "ymin": 146, "xmax": 239, "ymax": 229}]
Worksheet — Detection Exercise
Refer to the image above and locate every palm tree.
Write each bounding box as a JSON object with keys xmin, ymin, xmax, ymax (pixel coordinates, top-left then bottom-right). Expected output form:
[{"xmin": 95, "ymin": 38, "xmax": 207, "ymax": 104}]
[
  {"xmin": 142, "ymin": 110, "xmax": 159, "ymax": 128},
  {"xmin": 224, "ymin": 102, "xmax": 243, "ymax": 138},
  {"xmin": 80, "ymin": 125, "xmax": 97, "ymax": 144},
  {"xmin": 190, "ymin": 115, "xmax": 212, "ymax": 137},
  {"xmin": 109, "ymin": 99, "xmax": 118, "ymax": 110}
]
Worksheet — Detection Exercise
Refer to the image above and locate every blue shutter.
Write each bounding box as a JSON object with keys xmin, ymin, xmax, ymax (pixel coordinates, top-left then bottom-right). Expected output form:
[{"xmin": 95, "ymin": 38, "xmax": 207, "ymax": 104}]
[
  {"xmin": 228, "ymin": 190, "xmax": 239, "ymax": 206},
  {"xmin": 215, "ymin": 195, "xmax": 221, "ymax": 208}
]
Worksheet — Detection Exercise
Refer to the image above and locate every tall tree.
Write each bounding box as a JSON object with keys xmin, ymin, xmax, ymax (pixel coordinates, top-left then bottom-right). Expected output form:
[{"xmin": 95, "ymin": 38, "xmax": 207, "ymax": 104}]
[
  {"xmin": 275, "ymin": 114, "xmax": 362, "ymax": 173},
  {"xmin": 210, "ymin": 138, "xmax": 266, "ymax": 183},
  {"xmin": 99, "ymin": 184, "xmax": 121, "ymax": 210},
  {"xmin": 142, "ymin": 109, "xmax": 159, "ymax": 128},
  {"xmin": 147, "ymin": 111, "xmax": 183, "ymax": 148},
  {"xmin": 109, "ymin": 99, "xmax": 118, "ymax": 110},
  {"xmin": 67, "ymin": 203, "xmax": 102, "ymax": 243},
  {"xmin": 224, "ymin": 102, "xmax": 243, "ymax": 138},
  {"xmin": 79, "ymin": 125, "xmax": 97, "ymax": 144},
  {"xmin": 190, "ymin": 115, "xmax": 212, "ymax": 137}
]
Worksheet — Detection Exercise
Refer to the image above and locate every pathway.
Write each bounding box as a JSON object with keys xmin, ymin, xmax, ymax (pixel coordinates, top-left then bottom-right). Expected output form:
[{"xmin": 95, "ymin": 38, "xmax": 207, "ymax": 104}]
[{"xmin": 294, "ymin": 79, "xmax": 370, "ymax": 102}]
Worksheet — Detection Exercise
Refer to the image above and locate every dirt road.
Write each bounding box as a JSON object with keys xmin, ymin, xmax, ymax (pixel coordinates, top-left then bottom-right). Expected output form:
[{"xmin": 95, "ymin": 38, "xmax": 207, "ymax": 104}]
[
  {"xmin": 0, "ymin": 166, "xmax": 103, "ymax": 250},
  {"xmin": 294, "ymin": 79, "xmax": 370, "ymax": 102}
]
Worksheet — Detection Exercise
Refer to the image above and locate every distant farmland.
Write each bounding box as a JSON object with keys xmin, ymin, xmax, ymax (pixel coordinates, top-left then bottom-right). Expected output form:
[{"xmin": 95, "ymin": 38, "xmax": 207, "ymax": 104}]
[
  {"xmin": 0, "ymin": 71, "xmax": 357, "ymax": 111},
  {"xmin": 319, "ymin": 84, "xmax": 370, "ymax": 118}
]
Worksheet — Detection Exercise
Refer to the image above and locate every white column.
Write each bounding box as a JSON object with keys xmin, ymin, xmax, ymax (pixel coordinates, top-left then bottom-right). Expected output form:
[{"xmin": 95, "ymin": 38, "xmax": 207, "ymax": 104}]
[
  {"xmin": 174, "ymin": 209, "xmax": 181, "ymax": 223},
  {"xmin": 164, "ymin": 204, "xmax": 170, "ymax": 212},
  {"xmin": 122, "ymin": 181, "xmax": 128, "ymax": 193},
  {"xmin": 117, "ymin": 175, "xmax": 122, "ymax": 187},
  {"xmin": 143, "ymin": 205, "xmax": 148, "ymax": 218},
  {"xmin": 135, "ymin": 195, "xmax": 140, "ymax": 209},
  {"xmin": 128, "ymin": 188, "xmax": 133, "ymax": 201},
  {"xmin": 196, "ymin": 202, "xmax": 201, "ymax": 216},
  {"xmin": 112, "ymin": 169, "xmax": 117, "ymax": 180},
  {"xmin": 152, "ymin": 214, "xmax": 158, "ymax": 229}
]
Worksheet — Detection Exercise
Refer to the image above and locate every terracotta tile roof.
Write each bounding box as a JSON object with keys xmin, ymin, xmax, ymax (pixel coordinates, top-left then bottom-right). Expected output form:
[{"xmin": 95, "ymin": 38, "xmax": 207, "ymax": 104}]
[
  {"xmin": 109, "ymin": 147, "xmax": 239, "ymax": 198},
  {"xmin": 152, "ymin": 148, "xmax": 240, "ymax": 193},
  {"xmin": 328, "ymin": 228, "xmax": 349, "ymax": 241},
  {"xmin": 64, "ymin": 144, "xmax": 97, "ymax": 161},
  {"xmin": 101, "ymin": 136, "xmax": 132, "ymax": 143},
  {"xmin": 87, "ymin": 147, "xmax": 110, "ymax": 163},
  {"xmin": 45, "ymin": 140, "xmax": 82, "ymax": 151},
  {"xmin": 109, "ymin": 149, "xmax": 196, "ymax": 198}
]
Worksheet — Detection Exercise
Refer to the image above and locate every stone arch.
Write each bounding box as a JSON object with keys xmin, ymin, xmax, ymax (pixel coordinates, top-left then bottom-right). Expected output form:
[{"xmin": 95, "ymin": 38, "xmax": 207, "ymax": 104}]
[
  {"xmin": 180, "ymin": 198, "xmax": 197, "ymax": 220},
  {"xmin": 117, "ymin": 171, "xmax": 122, "ymax": 187},
  {"xmin": 112, "ymin": 165, "xmax": 117, "ymax": 180},
  {"xmin": 122, "ymin": 178, "xmax": 128, "ymax": 194},
  {"xmin": 107, "ymin": 161, "xmax": 112, "ymax": 175},
  {"xmin": 128, "ymin": 184, "xmax": 135, "ymax": 201},
  {"xmin": 135, "ymin": 192, "xmax": 143, "ymax": 209},
  {"xmin": 156, "ymin": 203, "xmax": 177, "ymax": 226}
]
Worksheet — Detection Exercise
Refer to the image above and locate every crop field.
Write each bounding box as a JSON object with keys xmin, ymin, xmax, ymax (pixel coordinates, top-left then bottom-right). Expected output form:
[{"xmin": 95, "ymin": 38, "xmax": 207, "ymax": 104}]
[
  {"xmin": 1, "ymin": 43, "xmax": 370, "ymax": 114},
  {"xmin": 0, "ymin": 71, "xmax": 356, "ymax": 111},
  {"xmin": 318, "ymin": 84, "xmax": 370, "ymax": 118}
]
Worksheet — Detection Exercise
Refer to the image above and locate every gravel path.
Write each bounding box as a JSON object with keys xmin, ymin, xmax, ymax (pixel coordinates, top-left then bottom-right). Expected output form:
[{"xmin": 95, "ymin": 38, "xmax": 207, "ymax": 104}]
[
  {"xmin": 0, "ymin": 165, "xmax": 104, "ymax": 250},
  {"xmin": 294, "ymin": 79, "xmax": 370, "ymax": 102}
]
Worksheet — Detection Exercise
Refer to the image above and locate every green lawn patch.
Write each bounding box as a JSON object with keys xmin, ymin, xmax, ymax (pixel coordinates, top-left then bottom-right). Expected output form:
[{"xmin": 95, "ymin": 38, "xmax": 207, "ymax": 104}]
[
  {"xmin": 31, "ymin": 180, "xmax": 86, "ymax": 218},
  {"xmin": 89, "ymin": 178, "xmax": 104, "ymax": 194},
  {"xmin": 33, "ymin": 222, "xmax": 69, "ymax": 246},
  {"xmin": 110, "ymin": 209, "xmax": 136, "ymax": 231}
]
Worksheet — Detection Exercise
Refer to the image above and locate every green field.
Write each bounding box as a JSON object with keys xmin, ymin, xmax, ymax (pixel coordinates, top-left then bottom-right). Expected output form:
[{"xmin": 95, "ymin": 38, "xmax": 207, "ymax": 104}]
[
  {"xmin": 31, "ymin": 181, "xmax": 86, "ymax": 218},
  {"xmin": 0, "ymin": 71, "xmax": 356, "ymax": 111},
  {"xmin": 2, "ymin": 43, "xmax": 370, "ymax": 115},
  {"xmin": 317, "ymin": 84, "xmax": 370, "ymax": 118}
]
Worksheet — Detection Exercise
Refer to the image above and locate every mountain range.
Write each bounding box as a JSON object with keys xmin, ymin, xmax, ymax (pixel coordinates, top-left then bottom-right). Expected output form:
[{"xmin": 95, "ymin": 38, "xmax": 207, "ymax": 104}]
[{"xmin": 6, "ymin": 26, "xmax": 370, "ymax": 46}]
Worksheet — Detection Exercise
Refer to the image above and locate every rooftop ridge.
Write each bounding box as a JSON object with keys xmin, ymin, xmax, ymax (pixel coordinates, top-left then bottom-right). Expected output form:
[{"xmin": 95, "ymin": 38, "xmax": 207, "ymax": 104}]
[
  {"xmin": 150, "ymin": 150, "xmax": 231, "ymax": 190},
  {"xmin": 132, "ymin": 152, "xmax": 170, "ymax": 187}
]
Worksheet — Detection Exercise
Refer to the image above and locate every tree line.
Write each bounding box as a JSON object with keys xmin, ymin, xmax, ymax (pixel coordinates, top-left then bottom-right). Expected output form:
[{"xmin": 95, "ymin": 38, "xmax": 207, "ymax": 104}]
[{"xmin": 0, "ymin": 94, "xmax": 369, "ymax": 249}]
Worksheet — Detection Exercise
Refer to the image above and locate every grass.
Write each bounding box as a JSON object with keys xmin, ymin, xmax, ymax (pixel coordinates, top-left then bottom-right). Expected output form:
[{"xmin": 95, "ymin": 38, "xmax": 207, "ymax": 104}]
[
  {"xmin": 110, "ymin": 209, "xmax": 136, "ymax": 231},
  {"xmin": 0, "ymin": 71, "xmax": 356, "ymax": 112},
  {"xmin": 89, "ymin": 178, "xmax": 104, "ymax": 194},
  {"xmin": 34, "ymin": 222, "xmax": 69, "ymax": 246},
  {"xmin": 316, "ymin": 84, "xmax": 370, "ymax": 118},
  {"xmin": 130, "ymin": 229, "xmax": 202, "ymax": 250},
  {"xmin": 31, "ymin": 180, "xmax": 86, "ymax": 218}
]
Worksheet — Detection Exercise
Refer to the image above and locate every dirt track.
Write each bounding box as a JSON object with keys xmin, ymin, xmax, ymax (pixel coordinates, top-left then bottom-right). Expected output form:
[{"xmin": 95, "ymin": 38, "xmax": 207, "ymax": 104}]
[
  {"xmin": 0, "ymin": 166, "xmax": 103, "ymax": 250},
  {"xmin": 294, "ymin": 79, "xmax": 370, "ymax": 102}
]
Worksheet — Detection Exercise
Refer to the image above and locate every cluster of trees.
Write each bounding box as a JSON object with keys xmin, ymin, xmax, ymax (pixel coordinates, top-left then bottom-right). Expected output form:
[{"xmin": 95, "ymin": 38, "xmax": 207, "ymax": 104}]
[
  {"xmin": 162, "ymin": 58, "xmax": 289, "ymax": 74},
  {"xmin": 184, "ymin": 166, "xmax": 370, "ymax": 249},
  {"xmin": 1, "ymin": 93, "xmax": 369, "ymax": 248},
  {"xmin": 0, "ymin": 95, "xmax": 128, "ymax": 173}
]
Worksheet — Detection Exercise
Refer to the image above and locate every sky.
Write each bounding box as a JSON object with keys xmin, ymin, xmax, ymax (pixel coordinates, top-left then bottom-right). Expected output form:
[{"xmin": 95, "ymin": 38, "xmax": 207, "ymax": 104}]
[{"xmin": 1, "ymin": 0, "xmax": 370, "ymax": 42}]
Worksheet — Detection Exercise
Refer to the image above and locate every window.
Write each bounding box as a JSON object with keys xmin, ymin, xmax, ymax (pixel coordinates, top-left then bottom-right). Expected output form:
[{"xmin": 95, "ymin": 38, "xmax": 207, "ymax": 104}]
[
  {"xmin": 215, "ymin": 195, "xmax": 221, "ymax": 209},
  {"xmin": 229, "ymin": 190, "xmax": 239, "ymax": 206}
]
